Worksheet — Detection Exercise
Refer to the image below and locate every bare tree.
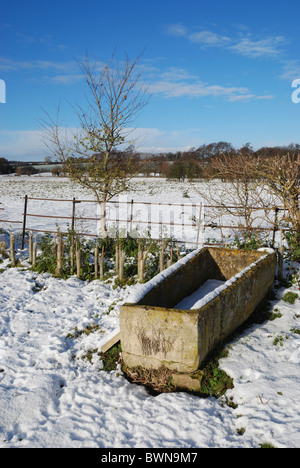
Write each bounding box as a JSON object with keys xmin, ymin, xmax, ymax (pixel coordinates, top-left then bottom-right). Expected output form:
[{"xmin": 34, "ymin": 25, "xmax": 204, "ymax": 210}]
[
  {"xmin": 193, "ymin": 151, "xmax": 300, "ymax": 252},
  {"xmin": 193, "ymin": 152, "xmax": 272, "ymax": 244},
  {"xmin": 255, "ymin": 154, "xmax": 300, "ymax": 252},
  {"xmin": 42, "ymin": 51, "xmax": 149, "ymax": 237}
]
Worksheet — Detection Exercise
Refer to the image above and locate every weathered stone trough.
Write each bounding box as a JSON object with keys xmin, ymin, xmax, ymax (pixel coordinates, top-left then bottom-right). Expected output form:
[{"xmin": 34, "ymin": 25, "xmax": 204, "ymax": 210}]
[{"xmin": 120, "ymin": 247, "xmax": 277, "ymax": 374}]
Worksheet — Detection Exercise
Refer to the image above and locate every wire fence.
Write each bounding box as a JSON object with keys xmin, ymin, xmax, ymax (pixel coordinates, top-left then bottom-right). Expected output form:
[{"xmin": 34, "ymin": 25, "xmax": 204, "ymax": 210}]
[{"xmin": 0, "ymin": 194, "xmax": 289, "ymax": 250}]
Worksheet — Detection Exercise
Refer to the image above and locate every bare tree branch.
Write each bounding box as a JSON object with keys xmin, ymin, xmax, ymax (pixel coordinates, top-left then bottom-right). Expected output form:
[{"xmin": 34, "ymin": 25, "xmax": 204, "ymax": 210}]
[{"xmin": 41, "ymin": 51, "xmax": 150, "ymax": 237}]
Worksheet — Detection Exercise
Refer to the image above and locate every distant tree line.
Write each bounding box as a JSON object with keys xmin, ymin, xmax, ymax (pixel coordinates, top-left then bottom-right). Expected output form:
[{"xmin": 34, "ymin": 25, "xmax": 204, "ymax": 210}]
[
  {"xmin": 1, "ymin": 142, "xmax": 300, "ymax": 179},
  {"xmin": 136, "ymin": 142, "xmax": 300, "ymax": 180},
  {"xmin": 0, "ymin": 158, "xmax": 62, "ymax": 176},
  {"xmin": 0, "ymin": 158, "xmax": 14, "ymax": 174}
]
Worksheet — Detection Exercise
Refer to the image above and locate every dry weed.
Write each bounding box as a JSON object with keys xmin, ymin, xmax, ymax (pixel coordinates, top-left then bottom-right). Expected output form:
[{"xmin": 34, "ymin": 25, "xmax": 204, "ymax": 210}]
[
  {"xmin": 0, "ymin": 241, "xmax": 7, "ymax": 258},
  {"xmin": 124, "ymin": 365, "xmax": 175, "ymax": 394}
]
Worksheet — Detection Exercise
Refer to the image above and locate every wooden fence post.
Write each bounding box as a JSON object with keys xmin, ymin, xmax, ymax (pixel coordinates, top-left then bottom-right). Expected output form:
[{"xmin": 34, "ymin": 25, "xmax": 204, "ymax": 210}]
[
  {"xmin": 99, "ymin": 245, "xmax": 104, "ymax": 280},
  {"xmin": 115, "ymin": 241, "xmax": 119, "ymax": 274},
  {"xmin": 159, "ymin": 209, "xmax": 163, "ymax": 239},
  {"xmin": 28, "ymin": 232, "xmax": 33, "ymax": 263},
  {"xmin": 176, "ymin": 243, "xmax": 182, "ymax": 260},
  {"xmin": 119, "ymin": 247, "xmax": 125, "ymax": 282},
  {"xmin": 130, "ymin": 199, "xmax": 134, "ymax": 236},
  {"xmin": 137, "ymin": 241, "xmax": 152, "ymax": 283},
  {"xmin": 70, "ymin": 239, "xmax": 74, "ymax": 275},
  {"xmin": 10, "ymin": 231, "xmax": 16, "ymax": 266},
  {"xmin": 225, "ymin": 234, "xmax": 230, "ymax": 248},
  {"xmin": 138, "ymin": 241, "xmax": 143, "ymax": 282},
  {"xmin": 55, "ymin": 231, "xmax": 63, "ymax": 277},
  {"xmin": 32, "ymin": 236, "xmax": 37, "ymax": 268},
  {"xmin": 95, "ymin": 243, "xmax": 99, "ymax": 279},
  {"xmin": 76, "ymin": 241, "xmax": 81, "ymax": 279},
  {"xmin": 72, "ymin": 197, "xmax": 76, "ymax": 232},
  {"xmin": 53, "ymin": 234, "xmax": 57, "ymax": 258},
  {"xmin": 21, "ymin": 195, "xmax": 28, "ymax": 250},
  {"xmin": 166, "ymin": 246, "xmax": 173, "ymax": 268},
  {"xmin": 159, "ymin": 239, "xmax": 164, "ymax": 272}
]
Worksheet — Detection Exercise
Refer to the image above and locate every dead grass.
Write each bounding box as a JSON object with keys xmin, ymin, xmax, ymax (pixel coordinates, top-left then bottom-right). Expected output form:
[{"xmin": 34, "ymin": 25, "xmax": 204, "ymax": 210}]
[
  {"xmin": 123, "ymin": 365, "xmax": 176, "ymax": 395},
  {"xmin": 0, "ymin": 241, "xmax": 7, "ymax": 258}
]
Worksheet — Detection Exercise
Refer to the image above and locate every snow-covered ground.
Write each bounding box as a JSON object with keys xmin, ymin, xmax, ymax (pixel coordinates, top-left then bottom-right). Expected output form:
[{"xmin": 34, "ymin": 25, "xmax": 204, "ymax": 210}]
[{"xmin": 1, "ymin": 175, "xmax": 300, "ymax": 448}]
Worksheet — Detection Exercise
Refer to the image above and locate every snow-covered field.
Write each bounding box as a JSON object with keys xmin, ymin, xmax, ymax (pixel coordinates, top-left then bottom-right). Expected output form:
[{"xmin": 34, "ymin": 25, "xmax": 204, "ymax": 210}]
[
  {"xmin": 1, "ymin": 175, "xmax": 300, "ymax": 448},
  {"xmin": 0, "ymin": 174, "xmax": 209, "ymax": 245}
]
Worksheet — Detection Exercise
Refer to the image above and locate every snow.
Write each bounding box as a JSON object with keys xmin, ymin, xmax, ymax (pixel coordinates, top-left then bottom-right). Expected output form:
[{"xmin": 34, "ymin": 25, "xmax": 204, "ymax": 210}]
[
  {"xmin": 1, "ymin": 175, "xmax": 300, "ymax": 448},
  {"xmin": 174, "ymin": 251, "xmax": 272, "ymax": 311},
  {"xmin": 175, "ymin": 279, "xmax": 225, "ymax": 310}
]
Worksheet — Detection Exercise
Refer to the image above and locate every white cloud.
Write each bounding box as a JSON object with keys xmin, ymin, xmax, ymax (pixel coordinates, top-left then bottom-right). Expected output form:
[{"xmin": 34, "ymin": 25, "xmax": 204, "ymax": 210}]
[
  {"xmin": 147, "ymin": 73, "xmax": 272, "ymax": 102},
  {"xmin": 0, "ymin": 58, "xmax": 77, "ymax": 72},
  {"xmin": 0, "ymin": 129, "xmax": 45, "ymax": 160},
  {"xmin": 0, "ymin": 127, "xmax": 81, "ymax": 160},
  {"xmin": 280, "ymin": 60, "xmax": 300, "ymax": 80},
  {"xmin": 166, "ymin": 23, "xmax": 286, "ymax": 59},
  {"xmin": 145, "ymin": 59, "xmax": 277, "ymax": 102},
  {"xmin": 129, "ymin": 127, "xmax": 204, "ymax": 154},
  {"xmin": 228, "ymin": 36, "xmax": 285, "ymax": 58},
  {"xmin": 189, "ymin": 30, "xmax": 231, "ymax": 47},
  {"xmin": 166, "ymin": 23, "xmax": 188, "ymax": 37},
  {"xmin": 0, "ymin": 57, "xmax": 82, "ymax": 85},
  {"xmin": 227, "ymin": 93, "xmax": 274, "ymax": 102},
  {"xmin": 254, "ymin": 94, "xmax": 275, "ymax": 100},
  {"xmin": 47, "ymin": 74, "xmax": 83, "ymax": 85},
  {"xmin": 0, "ymin": 126, "xmax": 205, "ymax": 160},
  {"xmin": 227, "ymin": 94, "xmax": 255, "ymax": 102},
  {"xmin": 160, "ymin": 67, "xmax": 198, "ymax": 82}
]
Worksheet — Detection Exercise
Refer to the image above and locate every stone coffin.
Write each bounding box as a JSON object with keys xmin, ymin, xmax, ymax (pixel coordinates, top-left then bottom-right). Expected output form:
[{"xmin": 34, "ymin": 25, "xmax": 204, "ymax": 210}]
[{"xmin": 120, "ymin": 247, "xmax": 277, "ymax": 373}]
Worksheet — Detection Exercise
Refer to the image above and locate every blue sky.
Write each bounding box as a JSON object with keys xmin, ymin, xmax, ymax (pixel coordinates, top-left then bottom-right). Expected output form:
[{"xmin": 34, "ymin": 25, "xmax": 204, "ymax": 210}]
[{"xmin": 1, "ymin": 0, "xmax": 300, "ymax": 160}]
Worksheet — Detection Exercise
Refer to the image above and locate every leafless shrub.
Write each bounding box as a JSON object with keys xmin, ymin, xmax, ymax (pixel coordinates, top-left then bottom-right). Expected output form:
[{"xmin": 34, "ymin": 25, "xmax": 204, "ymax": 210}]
[{"xmin": 193, "ymin": 152, "xmax": 275, "ymax": 243}]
